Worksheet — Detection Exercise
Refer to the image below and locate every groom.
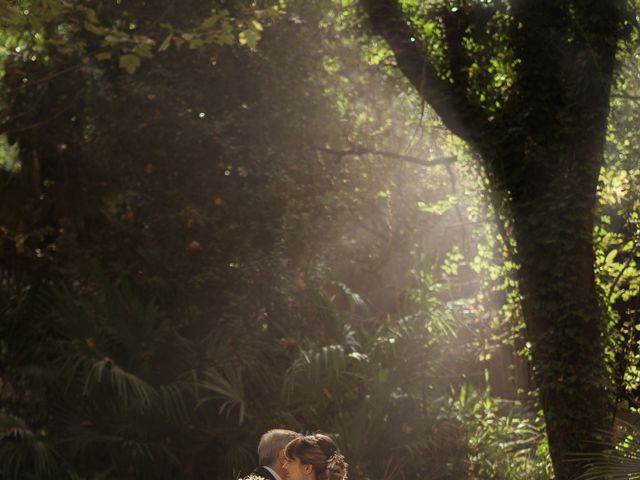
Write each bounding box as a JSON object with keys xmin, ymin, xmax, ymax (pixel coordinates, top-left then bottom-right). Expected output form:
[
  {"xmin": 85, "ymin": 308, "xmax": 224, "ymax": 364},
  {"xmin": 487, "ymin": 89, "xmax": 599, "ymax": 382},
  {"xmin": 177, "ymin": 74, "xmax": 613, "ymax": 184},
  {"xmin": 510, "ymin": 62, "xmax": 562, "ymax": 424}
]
[{"xmin": 246, "ymin": 429, "xmax": 301, "ymax": 480}]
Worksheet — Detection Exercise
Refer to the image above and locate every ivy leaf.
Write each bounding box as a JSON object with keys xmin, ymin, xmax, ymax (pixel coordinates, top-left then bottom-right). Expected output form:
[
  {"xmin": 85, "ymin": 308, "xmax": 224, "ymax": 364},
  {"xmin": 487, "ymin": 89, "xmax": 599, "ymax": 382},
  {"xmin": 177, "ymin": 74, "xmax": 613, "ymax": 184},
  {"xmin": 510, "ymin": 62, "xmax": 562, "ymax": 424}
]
[{"xmin": 119, "ymin": 54, "xmax": 141, "ymax": 74}]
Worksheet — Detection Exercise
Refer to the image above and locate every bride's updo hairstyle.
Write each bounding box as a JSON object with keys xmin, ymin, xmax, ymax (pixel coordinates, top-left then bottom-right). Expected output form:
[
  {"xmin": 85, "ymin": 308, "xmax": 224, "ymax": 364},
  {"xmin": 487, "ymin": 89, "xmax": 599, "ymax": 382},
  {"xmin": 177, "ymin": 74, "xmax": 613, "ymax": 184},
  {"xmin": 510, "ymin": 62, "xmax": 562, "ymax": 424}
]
[{"xmin": 285, "ymin": 433, "xmax": 348, "ymax": 480}]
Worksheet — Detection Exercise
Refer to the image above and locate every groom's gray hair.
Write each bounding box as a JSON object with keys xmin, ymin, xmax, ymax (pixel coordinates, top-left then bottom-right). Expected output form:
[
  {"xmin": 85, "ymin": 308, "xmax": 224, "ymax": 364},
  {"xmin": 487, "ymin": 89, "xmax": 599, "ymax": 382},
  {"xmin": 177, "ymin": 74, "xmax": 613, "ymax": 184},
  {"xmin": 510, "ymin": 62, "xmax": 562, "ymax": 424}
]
[{"xmin": 258, "ymin": 429, "xmax": 301, "ymax": 465}]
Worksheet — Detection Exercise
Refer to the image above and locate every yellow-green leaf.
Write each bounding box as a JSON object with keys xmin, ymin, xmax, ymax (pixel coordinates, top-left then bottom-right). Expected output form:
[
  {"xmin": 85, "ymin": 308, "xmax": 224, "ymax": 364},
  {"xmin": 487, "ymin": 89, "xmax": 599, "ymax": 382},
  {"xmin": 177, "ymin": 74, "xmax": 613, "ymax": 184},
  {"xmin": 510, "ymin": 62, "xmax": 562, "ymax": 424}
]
[
  {"xmin": 119, "ymin": 54, "xmax": 141, "ymax": 74},
  {"xmin": 250, "ymin": 19, "xmax": 263, "ymax": 32},
  {"xmin": 238, "ymin": 29, "xmax": 260, "ymax": 48}
]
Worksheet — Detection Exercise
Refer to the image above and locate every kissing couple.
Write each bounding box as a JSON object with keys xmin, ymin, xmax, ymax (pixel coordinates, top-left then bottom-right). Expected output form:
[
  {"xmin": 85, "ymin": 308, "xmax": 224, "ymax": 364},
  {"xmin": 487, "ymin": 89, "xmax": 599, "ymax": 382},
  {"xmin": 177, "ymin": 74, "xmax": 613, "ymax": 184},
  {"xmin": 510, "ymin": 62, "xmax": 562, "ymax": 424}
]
[{"xmin": 244, "ymin": 429, "xmax": 348, "ymax": 480}]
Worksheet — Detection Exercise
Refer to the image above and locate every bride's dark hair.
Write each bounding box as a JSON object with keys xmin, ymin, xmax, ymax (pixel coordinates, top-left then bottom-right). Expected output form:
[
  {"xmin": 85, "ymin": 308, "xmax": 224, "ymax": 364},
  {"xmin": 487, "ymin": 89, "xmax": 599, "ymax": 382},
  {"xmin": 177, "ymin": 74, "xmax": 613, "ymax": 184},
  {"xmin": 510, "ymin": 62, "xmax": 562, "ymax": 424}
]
[{"xmin": 284, "ymin": 433, "xmax": 348, "ymax": 480}]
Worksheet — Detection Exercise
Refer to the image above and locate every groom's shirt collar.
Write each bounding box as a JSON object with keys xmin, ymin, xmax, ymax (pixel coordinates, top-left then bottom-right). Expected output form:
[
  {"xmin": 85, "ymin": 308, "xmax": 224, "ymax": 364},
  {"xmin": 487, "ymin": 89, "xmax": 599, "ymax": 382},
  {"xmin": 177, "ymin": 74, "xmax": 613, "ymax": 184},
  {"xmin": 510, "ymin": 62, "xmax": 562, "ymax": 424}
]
[{"xmin": 263, "ymin": 466, "xmax": 282, "ymax": 480}]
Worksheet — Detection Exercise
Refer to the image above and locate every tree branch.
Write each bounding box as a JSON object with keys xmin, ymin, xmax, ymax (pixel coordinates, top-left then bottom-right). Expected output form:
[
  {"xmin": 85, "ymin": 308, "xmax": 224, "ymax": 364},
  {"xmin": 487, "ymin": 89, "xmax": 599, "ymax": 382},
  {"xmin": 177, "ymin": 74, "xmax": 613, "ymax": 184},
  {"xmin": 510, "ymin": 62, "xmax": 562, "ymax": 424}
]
[
  {"xmin": 316, "ymin": 145, "xmax": 455, "ymax": 168},
  {"xmin": 360, "ymin": 0, "xmax": 490, "ymax": 144},
  {"xmin": 607, "ymin": 237, "xmax": 640, "ymax": 304},
  {"xmin": 611, "ymin": 92, "xmax": 640, "ymax": 102}
]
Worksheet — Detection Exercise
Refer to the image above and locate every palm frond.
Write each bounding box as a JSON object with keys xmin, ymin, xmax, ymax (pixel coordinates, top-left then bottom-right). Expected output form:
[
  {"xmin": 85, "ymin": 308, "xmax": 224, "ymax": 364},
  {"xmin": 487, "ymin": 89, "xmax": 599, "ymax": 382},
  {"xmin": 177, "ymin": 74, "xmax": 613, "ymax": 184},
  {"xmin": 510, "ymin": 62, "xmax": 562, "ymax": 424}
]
[
  {"xmin": 0, "ymin": 413, "xmax": 63, "ymax": 480},
  {"xmin": 84, "ymin": 357, "xmax": 158, "ymax": 409},
  {"xmin": 158, "ymin": 383, "xmax": 191, "ymax": 424},
  {"xmin": 197, "ymin": 365, "xmax": 247, "ymax": 424},
  {"xmin": 283, "ymin": 344, "xmax": 349, "ymax": 399},
  {"xmin": 577, "ymin": 429, "xmax": 640, "ymax": 479}
]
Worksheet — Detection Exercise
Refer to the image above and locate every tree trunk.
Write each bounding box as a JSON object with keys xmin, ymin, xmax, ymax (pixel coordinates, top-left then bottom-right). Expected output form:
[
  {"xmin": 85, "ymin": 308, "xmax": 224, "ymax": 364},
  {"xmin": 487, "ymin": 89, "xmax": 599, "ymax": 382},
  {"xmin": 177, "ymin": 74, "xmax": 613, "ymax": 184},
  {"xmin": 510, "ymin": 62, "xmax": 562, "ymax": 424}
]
[
  {"xmin": 511, "ymin": 167, "xmax": 613, "ymax": 478},
  {"xmin": 359, "ymin": 1, "xmax": 629, "ymax": 477},
  {"xmin": 487, "ymin": 84, "xmax": 616, "ymax": 475}
]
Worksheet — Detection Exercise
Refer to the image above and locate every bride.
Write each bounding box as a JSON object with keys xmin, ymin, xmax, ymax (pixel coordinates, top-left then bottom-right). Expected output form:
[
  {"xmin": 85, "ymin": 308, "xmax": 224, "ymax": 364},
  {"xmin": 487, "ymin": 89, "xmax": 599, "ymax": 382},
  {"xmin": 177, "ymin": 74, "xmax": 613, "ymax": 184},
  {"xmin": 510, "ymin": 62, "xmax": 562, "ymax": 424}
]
[{"xmin": 282, "ymin": 434, "xmax": 348, "ymax": 480}]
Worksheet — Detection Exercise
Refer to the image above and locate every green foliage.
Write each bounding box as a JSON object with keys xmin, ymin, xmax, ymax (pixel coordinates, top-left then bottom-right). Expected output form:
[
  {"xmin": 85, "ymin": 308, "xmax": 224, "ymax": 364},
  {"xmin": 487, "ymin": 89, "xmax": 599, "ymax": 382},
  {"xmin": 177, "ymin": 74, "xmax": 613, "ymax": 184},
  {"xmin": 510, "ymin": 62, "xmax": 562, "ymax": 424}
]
[
  {"xmin": 8, "ymin": 0, "xmax": 638, "ymax": 479},
  {"xmin": 595, "ymin": 29, "xmax": 640, "ymax": 409},
  {"xmin": 1, "ymin": 280, "xmax": 197, "ymax": 478},
  {"xmin": 0, "ymin": 412, "xmax": 64, "ymax": 480},
  {"xmin": 577, "ymin": 422, "xmax": 640, "ymax": 480},
  {"xmin": 0, "ymin": 0, "xmax": 282, "ymax": 73},
  {"xmin": 448, "ymin": 383, "xmax": 552, "ymax": 479}
]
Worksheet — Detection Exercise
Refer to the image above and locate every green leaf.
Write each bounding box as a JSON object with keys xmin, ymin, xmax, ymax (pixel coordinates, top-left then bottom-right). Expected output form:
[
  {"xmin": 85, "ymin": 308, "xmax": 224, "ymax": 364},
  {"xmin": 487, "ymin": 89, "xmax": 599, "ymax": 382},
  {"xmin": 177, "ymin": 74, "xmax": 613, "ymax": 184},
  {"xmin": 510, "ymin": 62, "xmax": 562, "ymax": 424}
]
[
  {"xmin": 158, "ymin": 34, "xmax": 172, "ymax": 52},
  {"xmin": 78, "ymin": 5, "xmax": 99, "ymax": 24},
  {"xmin": 201, "ymin": 13, "xmax": 224, "ymax": 29},
  {"xmin": 84, "ymin": 20, "xmax": 107, "ymax": 35},
  {"xmin": 238, "ymin": 29, "xmax": 260, "ymax": 48},
  {"xmin": 133, "ymin": 43, "xmax": 154, "ymax": 59},
  {"xmin": 417, "ymin": 195, "xmax": 457, "ymax": 215},
  {"xmin": 424, "ymin": 20, "xmax": 437, "ymax": 36},
  {"xmin": 105, "ymin": 32, "xmax": 129, "ymax": 44},
  {"xmin": 119, "ymin": 54, "xmax": 141, "ymax": 74},
  {"xmin": 250, "ymin": 19, "xmax": 263, "ymax": 32},
  {"xmin": 188, "ymin": 38, "xmax": 205, "ymax": 49}
]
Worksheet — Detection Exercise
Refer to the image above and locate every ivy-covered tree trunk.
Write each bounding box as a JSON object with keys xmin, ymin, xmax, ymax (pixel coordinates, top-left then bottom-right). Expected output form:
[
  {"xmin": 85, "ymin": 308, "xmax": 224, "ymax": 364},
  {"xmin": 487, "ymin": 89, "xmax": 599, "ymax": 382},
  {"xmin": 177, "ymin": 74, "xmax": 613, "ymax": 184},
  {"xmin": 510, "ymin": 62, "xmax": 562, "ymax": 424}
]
[
  {"xmin": 361, "ymin": 0, "xmax": 628, "ymax": 478},
  {"xmin": 513, "ymin": 189, "xmax": 611, "ymax": 479},
  {"xmin": 506, "ymin": 148, "xmax": 613, "ymax": 479}
]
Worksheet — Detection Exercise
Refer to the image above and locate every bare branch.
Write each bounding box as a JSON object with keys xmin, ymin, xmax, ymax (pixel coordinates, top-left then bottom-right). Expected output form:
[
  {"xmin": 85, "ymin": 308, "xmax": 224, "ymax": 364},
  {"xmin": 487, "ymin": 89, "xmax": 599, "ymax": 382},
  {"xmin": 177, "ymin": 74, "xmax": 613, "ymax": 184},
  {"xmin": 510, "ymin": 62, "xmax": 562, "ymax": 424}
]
[
  {"xmin": 5, "ymin": 63, "xmax": 82, "ymax": 91},
  {"xmin": 316, "ymin": 145, "xmax": 455, "ymax": 168}
]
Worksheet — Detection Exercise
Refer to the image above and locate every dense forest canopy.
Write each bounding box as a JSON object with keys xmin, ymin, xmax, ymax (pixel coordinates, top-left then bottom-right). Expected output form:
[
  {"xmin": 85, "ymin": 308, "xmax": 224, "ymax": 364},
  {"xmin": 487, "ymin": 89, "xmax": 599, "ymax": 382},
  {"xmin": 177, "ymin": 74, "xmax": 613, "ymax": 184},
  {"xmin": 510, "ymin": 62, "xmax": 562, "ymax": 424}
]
[{"xmin": 1, "ymin": 1, "xmax": 640, "ymax": 479}]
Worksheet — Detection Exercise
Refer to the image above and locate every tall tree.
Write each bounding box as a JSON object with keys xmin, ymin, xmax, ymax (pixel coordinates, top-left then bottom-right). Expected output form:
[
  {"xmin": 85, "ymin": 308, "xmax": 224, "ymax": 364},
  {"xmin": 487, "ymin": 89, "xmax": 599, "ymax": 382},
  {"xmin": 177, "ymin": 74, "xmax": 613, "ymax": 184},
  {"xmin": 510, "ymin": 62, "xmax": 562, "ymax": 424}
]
[{"xmin": 360, "ymin": 0, "xmax": 630, "ymax": 478}]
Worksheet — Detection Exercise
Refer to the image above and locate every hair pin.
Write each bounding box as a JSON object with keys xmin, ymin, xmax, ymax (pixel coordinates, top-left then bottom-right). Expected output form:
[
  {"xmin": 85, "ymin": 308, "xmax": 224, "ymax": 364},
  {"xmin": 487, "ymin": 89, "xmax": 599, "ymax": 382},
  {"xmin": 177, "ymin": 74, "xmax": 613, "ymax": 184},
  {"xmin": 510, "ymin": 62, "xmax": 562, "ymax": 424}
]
[{"xmin": 327, "ymin": 451, "xmax": 345, "ymax": 470}]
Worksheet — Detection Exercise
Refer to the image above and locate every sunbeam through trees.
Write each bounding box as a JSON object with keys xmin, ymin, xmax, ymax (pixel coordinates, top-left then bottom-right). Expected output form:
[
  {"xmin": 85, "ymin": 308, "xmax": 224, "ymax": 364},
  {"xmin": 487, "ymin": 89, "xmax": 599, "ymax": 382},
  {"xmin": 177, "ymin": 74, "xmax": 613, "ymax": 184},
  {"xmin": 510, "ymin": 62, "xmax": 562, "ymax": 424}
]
[{"xmin": 2, "ymin": 1, "xmax": 640, "ymax": 479}]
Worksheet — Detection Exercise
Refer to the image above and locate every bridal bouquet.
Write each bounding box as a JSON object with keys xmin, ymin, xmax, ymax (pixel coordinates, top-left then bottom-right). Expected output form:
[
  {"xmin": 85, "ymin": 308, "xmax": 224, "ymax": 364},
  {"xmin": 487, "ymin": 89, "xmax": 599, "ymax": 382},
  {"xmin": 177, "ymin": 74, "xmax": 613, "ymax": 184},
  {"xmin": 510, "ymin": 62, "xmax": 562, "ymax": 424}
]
[{"xmin": 244, "ymin": 475, "xmax": 268, "ymax": 480}]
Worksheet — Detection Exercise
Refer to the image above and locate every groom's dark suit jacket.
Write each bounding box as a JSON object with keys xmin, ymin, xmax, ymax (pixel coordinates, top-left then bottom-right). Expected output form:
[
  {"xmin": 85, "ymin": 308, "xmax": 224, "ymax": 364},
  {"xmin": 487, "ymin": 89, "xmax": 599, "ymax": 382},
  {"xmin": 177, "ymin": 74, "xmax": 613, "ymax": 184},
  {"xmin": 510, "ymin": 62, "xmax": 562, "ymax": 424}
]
[{"xmin": 245, "ymin": 466, "xmax": 277, "ymax": 480}]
